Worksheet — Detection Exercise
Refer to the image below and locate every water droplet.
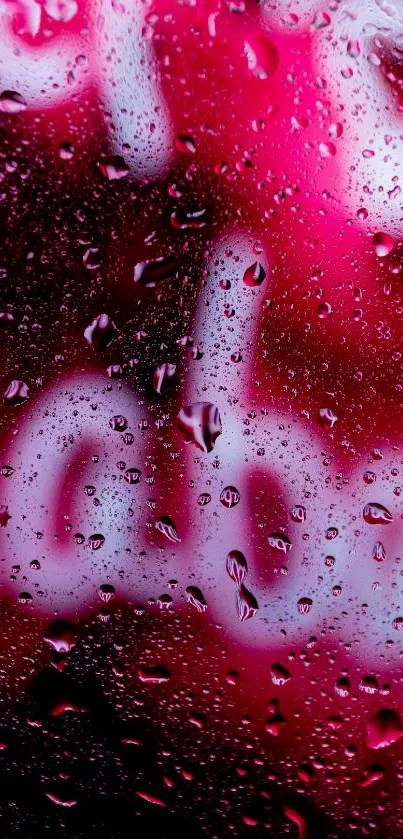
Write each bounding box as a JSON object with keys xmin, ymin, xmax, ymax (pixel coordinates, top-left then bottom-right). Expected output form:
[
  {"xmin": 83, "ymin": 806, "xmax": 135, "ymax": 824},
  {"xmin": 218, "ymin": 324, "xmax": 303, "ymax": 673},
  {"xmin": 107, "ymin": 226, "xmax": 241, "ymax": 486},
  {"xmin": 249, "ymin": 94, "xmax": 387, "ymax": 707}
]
[
  {"xmin": 297, "ymin": 597, "xmax": 312, "ymax": 614},
  {"xmin": 0, "ymin": 91, "xmax": 27, "ymax": 113},
  {"xmin": 359, "ymin": 764, "xmax": 385, "ymax": 788},
  {"xmin": 59, "ymin": 141, "xmax": 74, "ymax": 160},
  {"xmin": 170, "ymin": 207, "xmax": 208, "ymax": 229},
  {"xmin": 226, "ymin": 550, "xmax": 248, "ymax": 585},
  {"xmin": 271, "ymin": 662, "xmax": 291, "ymax": 685},
  {"xmin": 1, "ymin": 465, "xmax": 14, "ymax": 478},
  {"xmin": 177, "ymin": 402, "xmax": 222, "ymax": 453},
  {"xmin": 155, "ymin": 516, "xmax": 181, "ymax": 543},
  {"xmin": 373, "ymin": 542, "xmax": 386, "ymax": 562},
  {"xmin": 372, "ymin": 232, "xmax": 395, "ymax": 258},
  {"xmin": 328, "ymin": 122, "xmax": 343, "ymax": 138},
  {"xmin": 235, "ymin": 584, "xmax": 258, "ymax": 621},
  {"xmin": 88, "ymin": 533, "xmax": 105, "ymax": 550},
  {"xmin": 175, "ymin": 135, "xmax": 196, "ymax": 154},
  {"xmin": 317, "ymin": 301, "xmax": 333, "ymax": 318},
  {"xmin": 393, "ymin": 616, "xmax": 403, "ymax": 631},
  {"xmin": 364, "ymin": 470, "xmax": 376, "ymax": 485},
  {"xmin": 109, "ymin": 415, "xmax": 128, "ymax": 432},
  {"xmin": 30, "ymin": 559, "xmax": 40, "ymax": 570},
  {"xmin": 84, "ymin": 314, "xmax": 118, "ymax": 351},
  {"xmin": 3, "ymin": 380, "xmax": 29, "ymax": 406},
  {"xmin": 153, "ymin": 362, "xmax": 176, "ymax": 394},
  {"xmin": 360, "ymin": 675, "xmax": 378, "ymax": 694},
  {"xmin": 313, "ymin": 10, "xmax": 331, "ymax": 29},
  {"xmin": 335, "ymin": 677, "xmax": 350, "ymax": 697},
  {"xmin": 157, "ymin": 593, "xmax": 172, "ymax": 610},
  {"xmin": 244, "ymin": 33, "xmax": 278, "ymax": 80},
  {"xmin": 290, "ymin": 505, "xmax": 306, "ymax": 523},
  {"xmin": 268, "ymin": 533, "xmax": 292, "ymax": 553},
  {"xmin": 44, "ymin": 0, "xmax": 78, "ymax": 22},
  {"xmin": 197, "ymin": 492, "xmax": 211, "ymax": 506},
  {"xmin": 124, "ymin": 468, "xmax": 142, "ymax": 485},
  {"xmin": 242, "ymin": 261, "xmax": 266, "ymax": 287},
  {"xmin": 363, "ymin": 503, "xmax": 393, "ymax": 525},
  {"xmin": 99, "ymin": 584, "xmax": 115, "ymax": 602},
  {"xmin": 18, "ymin": 591, "xmax": 32, "ymax": 604},
  {"xmin": 138, "ymin": 664, "xmax": 171, "ymax": 683},
  {"xmin": 44, "ymin": 619, "xmax": 76, "ymax": 653},
  {"xmin": 185, "ymin": 586, "xmax": 207, "ymax": 612},
  {"xmin": 366, "ymin": 709, "xmax": 403, "ymax": 749},
  {"xmin": 347, "ymin": 39, "xmax": 361, "ymax": 59},
  {"xmin": 83, "ymin": 248, "xmax": 102, "ymax": 270},
  {"xmin": 318, "ymin": 407, "xmax": 338, "ymax": 428},
  {"xmin": 134, "ymin": 256, "xmax": 180, "ymax": 287},
  {"xmin": 97, "ymin": 155, "xmax": 129, "ymax": 180},
  {"xmin": 168, "ymin": 579, "xmax": 178, "ymax": 589},
  {"xmin": 220, "ymin": 486, "xmax": 240, "ymax": 509},
  {"xmin": 319, "ymin": 142, "xmax": 336, "ymax": 158}
]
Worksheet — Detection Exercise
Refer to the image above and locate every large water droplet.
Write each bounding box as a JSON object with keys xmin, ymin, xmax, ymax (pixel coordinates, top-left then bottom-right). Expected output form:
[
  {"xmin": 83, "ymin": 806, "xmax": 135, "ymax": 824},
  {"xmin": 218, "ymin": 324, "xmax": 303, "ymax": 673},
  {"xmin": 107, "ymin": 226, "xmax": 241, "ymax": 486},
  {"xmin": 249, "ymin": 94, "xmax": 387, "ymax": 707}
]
[
  {"xmin": 3, "ymin": 380, "xmax": 29, "ymax": 406},
  {"xmin": 268, "ymin": 532, "xmax": 292, "ymax": 553},
  {"xmin": 84, "ymin": 314, "xmax": 118, "ymax": 351},
  {"xmin": 134, "ymin": 256, "xmax": 180, "ymax": 288},
  {"xmin": 243, "ymin": 261, "xmax": 266, "ymax": 287},
  {"xmin": 138, "ymin": 664, "xmax": 171, "ymax": 683},
  {"xmin": 244, "ymin": 33, "xmax": 278, "ymax": 80},
  {"xmin": 226, "ymin": 550, "xmax": 248, "ymax": 585},
  {"xmin": 177, "ymin": 402, "xmax": 222, "ymax": 453},
  {"xmin": 97, "ymin": 155, "xmax": 129, "ymax": 180},
  {"xmin": 0, "ymin": 91, "xmax": 27, "ymax": 113},
  {"xmin": 155, "ymin": 516, "xmax": 181, "ymax": 543},
  {"xmin": 363, "ymin": 503, "xmax": 393, "ymax": 525},
  {"xmin": 372, "ymin": 232, "xmax": 395, "ymax": 257},
  {"xmin": 44, "ymin": 619, "xmax": 76, "ymax": 653},
  {"xmin": 235, "ymin": 584, "xmax": 258, "ymax": 621},
  {"xmin": 220, "ymin": 486, "xmax": 240, "ymax": 509},
  {"xmin": 153, "ymin": 362, "xmax": 176, "ymax": 394},
  {"xmin": 185, "ymin": 586, "xmax": 208, "ymax": 612},
  {"xmin": 366, "ymin": 709, "xmax": 403, "ymax": 749}
]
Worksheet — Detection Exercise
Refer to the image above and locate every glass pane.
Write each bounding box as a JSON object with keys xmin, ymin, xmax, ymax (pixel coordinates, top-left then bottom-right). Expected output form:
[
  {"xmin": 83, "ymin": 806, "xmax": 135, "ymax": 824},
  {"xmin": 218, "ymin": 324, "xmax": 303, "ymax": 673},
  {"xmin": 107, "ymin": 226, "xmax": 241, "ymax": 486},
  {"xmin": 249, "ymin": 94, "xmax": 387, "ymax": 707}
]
[{"xmin": 0, "ymin": 1, "xmax": 402, "ymax": 836}]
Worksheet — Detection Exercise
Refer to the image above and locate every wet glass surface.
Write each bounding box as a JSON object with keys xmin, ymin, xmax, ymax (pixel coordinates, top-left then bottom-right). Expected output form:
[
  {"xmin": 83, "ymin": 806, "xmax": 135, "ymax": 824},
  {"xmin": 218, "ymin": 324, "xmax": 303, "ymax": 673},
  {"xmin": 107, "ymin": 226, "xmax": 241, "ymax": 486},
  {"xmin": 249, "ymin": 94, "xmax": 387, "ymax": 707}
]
[{"xmin": 1, "ymin": 1, "xmax": 403, "ymax": 836}]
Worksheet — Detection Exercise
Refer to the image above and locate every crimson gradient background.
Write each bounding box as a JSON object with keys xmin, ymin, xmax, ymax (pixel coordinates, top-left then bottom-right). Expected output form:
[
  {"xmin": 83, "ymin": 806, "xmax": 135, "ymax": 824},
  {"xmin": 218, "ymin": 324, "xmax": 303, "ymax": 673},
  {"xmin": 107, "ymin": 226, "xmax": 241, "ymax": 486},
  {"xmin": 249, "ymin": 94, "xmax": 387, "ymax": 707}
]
[{"xmin": 0, "ymin": 0, "xmax": 403, "ymax": 836}]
